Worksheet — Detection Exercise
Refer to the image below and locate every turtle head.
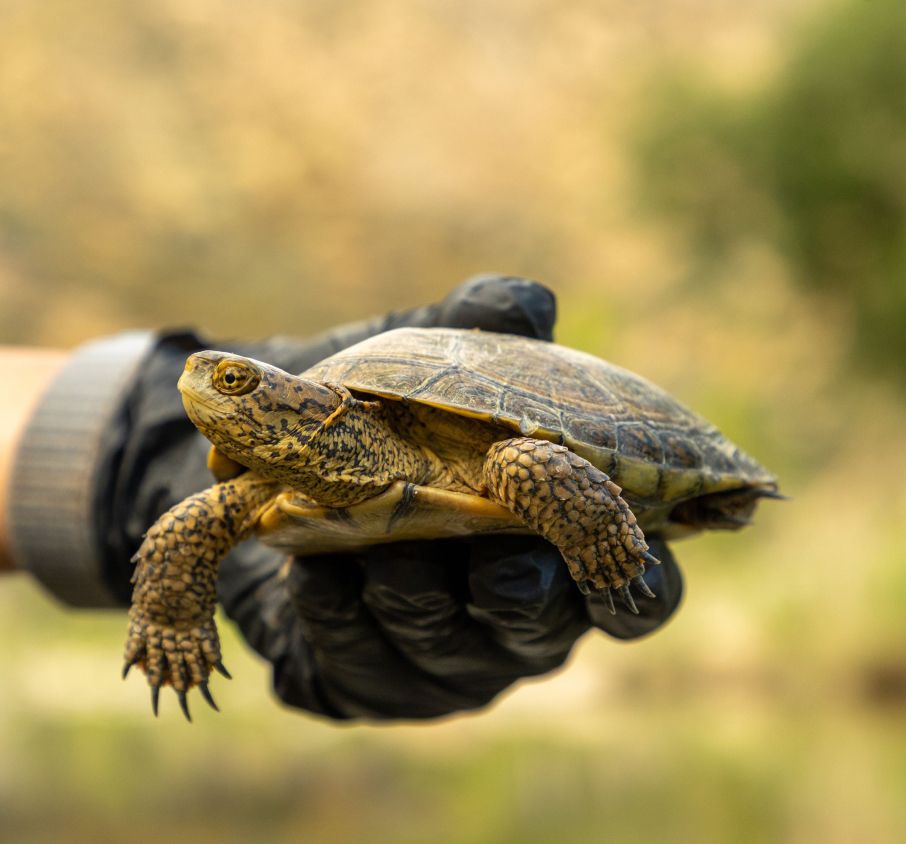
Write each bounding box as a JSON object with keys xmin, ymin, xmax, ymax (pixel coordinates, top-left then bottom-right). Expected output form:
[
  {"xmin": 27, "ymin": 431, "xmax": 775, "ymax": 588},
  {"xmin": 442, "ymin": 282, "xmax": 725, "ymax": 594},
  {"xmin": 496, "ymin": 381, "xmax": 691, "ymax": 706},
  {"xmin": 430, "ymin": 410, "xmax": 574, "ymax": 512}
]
[{"xmin": 178, "ymin": 351, "xmax": 341, "ymax": 472}]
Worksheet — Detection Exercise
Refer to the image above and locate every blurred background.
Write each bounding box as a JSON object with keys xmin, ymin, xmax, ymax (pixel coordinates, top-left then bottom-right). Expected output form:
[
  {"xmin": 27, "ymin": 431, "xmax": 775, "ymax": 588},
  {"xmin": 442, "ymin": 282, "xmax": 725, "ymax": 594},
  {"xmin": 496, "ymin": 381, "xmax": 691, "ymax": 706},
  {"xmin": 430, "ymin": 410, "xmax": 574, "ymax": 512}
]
[{"xmin": 2, "ymin": 0, "xmax": 905, "ymax": 841}]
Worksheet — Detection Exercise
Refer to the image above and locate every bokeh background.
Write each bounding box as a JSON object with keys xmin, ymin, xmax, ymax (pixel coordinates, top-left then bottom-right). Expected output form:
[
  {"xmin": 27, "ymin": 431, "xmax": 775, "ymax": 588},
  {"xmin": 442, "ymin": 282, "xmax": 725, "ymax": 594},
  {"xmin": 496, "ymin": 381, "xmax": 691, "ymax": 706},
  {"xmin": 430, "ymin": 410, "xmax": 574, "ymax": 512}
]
[{"xmin": 2, "ymin": 0, "xmax": 906, "ymax": 841}]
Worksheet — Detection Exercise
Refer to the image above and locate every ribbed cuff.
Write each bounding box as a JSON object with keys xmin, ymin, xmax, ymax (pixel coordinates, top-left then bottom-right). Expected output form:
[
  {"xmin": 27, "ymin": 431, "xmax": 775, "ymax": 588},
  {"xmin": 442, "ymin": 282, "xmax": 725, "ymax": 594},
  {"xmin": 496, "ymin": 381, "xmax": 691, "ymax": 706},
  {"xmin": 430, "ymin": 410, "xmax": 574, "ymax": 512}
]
[{"xmin": 7, "ymin": 332, "xmax": 155, "ymax": 607}]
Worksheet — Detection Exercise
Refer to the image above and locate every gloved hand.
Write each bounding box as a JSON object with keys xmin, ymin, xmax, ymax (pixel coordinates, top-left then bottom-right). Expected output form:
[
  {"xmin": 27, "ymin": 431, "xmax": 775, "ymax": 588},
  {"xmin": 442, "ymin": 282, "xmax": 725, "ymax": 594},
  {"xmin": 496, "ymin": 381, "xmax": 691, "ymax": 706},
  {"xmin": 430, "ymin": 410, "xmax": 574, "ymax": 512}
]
[{"xmin": 107, "ymin": 275, "xmax": 683, "ymax": 720}]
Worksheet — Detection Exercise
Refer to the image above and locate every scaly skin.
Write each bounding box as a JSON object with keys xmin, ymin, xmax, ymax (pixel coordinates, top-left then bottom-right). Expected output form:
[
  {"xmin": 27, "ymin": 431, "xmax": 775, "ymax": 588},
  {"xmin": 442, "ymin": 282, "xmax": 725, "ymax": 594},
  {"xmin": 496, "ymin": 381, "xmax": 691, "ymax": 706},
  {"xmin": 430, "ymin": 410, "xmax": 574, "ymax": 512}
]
[
  {"xmin": 124, "ymin": 473, "xmax": 279, "ymax": 719},
  {"xmin": 483, "ymin": 438, "xmax": 659, "ymax": 612}
]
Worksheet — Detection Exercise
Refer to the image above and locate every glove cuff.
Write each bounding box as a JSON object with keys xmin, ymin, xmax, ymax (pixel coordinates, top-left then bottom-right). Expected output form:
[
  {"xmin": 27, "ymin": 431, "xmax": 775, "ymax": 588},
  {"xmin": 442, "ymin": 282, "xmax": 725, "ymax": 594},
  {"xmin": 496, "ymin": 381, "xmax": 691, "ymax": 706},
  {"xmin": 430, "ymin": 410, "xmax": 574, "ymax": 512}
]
[{"xmin": 7, "ymin": 331, "xmax": 155, "ymax": 607}]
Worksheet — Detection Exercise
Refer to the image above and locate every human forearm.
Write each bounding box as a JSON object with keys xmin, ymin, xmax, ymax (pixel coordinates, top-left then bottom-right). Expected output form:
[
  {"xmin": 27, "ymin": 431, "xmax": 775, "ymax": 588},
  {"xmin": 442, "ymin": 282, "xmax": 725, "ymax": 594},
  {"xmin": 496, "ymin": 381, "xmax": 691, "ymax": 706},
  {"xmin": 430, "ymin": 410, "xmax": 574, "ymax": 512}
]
[{"xmin": 0, "ymin": 347, "xmax": 67, "ymax": 571}]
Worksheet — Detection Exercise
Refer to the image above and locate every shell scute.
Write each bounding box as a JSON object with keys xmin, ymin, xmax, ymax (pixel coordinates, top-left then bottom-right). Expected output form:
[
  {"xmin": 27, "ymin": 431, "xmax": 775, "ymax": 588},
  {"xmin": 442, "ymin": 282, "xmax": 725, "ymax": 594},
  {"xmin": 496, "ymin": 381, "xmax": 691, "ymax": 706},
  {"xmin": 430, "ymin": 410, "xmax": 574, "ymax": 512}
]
[
  {"xmin": 566, "ymin": 417, "xmax": 617, "ymax": 451},
  {"xmin": 616, "ymin": 423, "xmax": 666, "ymax": 463},
  {"xmin": 407, "ymin": 368, "xmax": 504, "ymax": 417},
  {"xmin": 659, "ymin": 431, "xmax": 704, "ymax": 469}
]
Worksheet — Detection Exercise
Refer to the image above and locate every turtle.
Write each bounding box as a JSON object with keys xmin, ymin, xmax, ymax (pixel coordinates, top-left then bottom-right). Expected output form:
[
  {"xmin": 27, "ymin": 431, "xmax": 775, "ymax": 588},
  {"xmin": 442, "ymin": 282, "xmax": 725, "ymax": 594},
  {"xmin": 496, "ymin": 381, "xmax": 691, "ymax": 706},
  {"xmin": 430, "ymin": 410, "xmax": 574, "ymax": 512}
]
[{"xmin": 123, "ymin": 327, "xmax": 779, "ymax": 719}]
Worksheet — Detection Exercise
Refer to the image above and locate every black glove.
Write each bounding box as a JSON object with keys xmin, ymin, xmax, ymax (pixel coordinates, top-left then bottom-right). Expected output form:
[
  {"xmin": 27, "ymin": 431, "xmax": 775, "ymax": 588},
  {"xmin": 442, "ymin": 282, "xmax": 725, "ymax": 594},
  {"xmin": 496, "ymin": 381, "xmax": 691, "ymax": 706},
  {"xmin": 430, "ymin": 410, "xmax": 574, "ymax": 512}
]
[{"xmin": 104, "ymin": 274, "xmax": 683, "ymax": 720}]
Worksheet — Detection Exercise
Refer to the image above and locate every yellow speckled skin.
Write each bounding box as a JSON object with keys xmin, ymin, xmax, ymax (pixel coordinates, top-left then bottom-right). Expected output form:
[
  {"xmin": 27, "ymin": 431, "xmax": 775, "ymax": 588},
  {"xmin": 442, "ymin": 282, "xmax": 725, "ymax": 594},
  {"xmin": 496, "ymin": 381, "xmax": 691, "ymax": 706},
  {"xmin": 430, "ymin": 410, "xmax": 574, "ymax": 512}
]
[
  {"xmin": 484, "ymin": 438, "xmax": 651, "ymax": 593},
  {"xmin": 124, "ymin": 474, "xmax": 279, "ymax": 715},
  {"xmin": 125, "ymin": 332, "xmax": 777, "ymax": 716}
]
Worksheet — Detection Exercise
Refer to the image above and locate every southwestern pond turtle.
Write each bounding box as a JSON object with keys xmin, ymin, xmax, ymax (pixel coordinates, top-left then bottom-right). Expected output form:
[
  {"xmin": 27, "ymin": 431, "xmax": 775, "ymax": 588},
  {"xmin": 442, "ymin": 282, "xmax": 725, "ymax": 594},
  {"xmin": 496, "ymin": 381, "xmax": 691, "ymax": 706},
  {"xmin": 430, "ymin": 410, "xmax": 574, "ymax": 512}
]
[{"xmin": 124, "ymin": 327, "xmax": 779, "ymax": 718}]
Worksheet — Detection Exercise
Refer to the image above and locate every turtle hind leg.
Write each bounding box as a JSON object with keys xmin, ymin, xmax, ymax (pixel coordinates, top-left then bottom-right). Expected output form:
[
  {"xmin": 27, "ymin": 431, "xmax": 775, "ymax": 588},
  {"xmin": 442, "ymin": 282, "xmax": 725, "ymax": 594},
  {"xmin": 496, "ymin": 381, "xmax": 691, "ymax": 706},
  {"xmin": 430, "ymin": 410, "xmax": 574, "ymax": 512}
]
[{"xmin": 482, "ymin": 437, "xmax": 660, "ymax": 610}]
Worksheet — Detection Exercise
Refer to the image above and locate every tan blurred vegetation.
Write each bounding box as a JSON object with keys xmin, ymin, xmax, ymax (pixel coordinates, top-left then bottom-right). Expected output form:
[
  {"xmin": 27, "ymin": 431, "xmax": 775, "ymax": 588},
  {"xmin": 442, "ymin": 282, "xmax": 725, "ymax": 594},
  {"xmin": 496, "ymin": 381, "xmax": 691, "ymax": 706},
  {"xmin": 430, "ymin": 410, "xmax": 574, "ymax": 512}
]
[
  {"xmin": 634, "ymin": 0, "xmax": 906, "ymax": 384},
  {"xmin": 2, "ymin": 1, "xmax": 905, "ymax": 842}
]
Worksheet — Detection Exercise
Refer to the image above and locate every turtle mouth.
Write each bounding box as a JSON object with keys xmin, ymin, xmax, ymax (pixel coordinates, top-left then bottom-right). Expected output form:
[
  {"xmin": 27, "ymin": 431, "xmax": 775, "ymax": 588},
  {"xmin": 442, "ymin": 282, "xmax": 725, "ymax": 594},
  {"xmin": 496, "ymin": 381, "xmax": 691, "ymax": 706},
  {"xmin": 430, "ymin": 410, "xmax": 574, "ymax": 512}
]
[{"xmin": 179, "ymin": 387, "xmax": 227, "ymax": 420}]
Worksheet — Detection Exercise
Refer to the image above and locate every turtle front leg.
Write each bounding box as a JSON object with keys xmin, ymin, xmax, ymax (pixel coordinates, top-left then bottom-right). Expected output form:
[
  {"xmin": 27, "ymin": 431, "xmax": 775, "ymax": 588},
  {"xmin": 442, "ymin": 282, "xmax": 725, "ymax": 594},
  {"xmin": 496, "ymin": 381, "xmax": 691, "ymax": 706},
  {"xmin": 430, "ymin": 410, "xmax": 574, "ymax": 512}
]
[
  {"xmin": 483, "ymin": 438, "xmax": 660, "ymax": 613},
  {"xmin": 123, "ymin": 473, "xmax": 279, "ymax": 719}
]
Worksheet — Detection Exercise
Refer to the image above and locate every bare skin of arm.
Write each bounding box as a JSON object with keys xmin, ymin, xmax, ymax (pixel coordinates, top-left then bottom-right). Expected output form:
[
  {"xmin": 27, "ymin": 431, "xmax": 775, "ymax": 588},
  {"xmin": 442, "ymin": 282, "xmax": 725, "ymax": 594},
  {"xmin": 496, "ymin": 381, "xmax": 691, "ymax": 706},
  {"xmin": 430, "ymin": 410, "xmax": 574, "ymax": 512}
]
[{"xmin": 0, "ymin": 347, "xmax": 67, "ymax": 572}]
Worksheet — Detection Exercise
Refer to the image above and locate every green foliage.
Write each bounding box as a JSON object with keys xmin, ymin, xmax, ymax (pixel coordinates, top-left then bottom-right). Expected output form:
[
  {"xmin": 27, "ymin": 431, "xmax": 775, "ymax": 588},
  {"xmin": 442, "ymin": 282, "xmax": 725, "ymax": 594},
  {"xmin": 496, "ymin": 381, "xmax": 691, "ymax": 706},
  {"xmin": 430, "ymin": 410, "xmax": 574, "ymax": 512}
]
[{"xmin": 635, "ymin": 0, "xmax": 906, "ymax": 382}]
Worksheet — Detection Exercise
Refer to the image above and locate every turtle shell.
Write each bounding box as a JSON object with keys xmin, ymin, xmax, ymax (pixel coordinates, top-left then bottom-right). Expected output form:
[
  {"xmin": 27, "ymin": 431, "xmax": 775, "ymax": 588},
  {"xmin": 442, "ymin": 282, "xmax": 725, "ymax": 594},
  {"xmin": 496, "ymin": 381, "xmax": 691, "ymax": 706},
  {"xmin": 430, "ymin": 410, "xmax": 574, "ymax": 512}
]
[{"xmin": 301, "ymin": 327, "xmax": 776, "ymax": 505}]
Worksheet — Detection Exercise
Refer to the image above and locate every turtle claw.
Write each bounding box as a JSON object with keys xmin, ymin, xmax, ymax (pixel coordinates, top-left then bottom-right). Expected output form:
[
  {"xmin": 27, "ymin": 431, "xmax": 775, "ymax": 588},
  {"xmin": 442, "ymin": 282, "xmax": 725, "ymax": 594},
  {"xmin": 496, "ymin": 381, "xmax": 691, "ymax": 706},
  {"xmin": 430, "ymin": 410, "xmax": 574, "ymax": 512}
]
[
  {"xmin": 199, "ymin": 682, "xmax": 220, "ymax": 712},
  {"xmin": 640, "ymin": 551, "xmax": 662, "ymax": 568},
  {"xmin": 618, "ymin": 584, "xmax": 639, "ymax": 614},
  {"xmin": 577, "ymin": 580, "xmax": 592, "ymax": 596},
  {"xmin": 633, "ymin": 575, "xmax": 656, "ymax": 599},
  {"xmin": 122, "ymin": 639, "xmax": 145, "ymax": 681},
  {"xmin": 124, "ymin": 607, "xmax": 225, "ymax": 718},
  {"xmin": 600, "ymin": 586, "xmax": 616, "ymax": 615},
  {"xmin": 177, "ymin": 691, "xmax": 192, "ymax": 723}
]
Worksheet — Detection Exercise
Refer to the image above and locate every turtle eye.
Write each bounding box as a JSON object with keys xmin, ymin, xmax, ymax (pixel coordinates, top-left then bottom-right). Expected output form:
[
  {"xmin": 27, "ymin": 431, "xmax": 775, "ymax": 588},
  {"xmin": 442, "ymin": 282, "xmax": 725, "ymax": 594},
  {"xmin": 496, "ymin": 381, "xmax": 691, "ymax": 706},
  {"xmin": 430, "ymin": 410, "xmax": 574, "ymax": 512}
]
[{"xmin": 213, "ymin": 360, "xmax": 260, "ymax": 396}]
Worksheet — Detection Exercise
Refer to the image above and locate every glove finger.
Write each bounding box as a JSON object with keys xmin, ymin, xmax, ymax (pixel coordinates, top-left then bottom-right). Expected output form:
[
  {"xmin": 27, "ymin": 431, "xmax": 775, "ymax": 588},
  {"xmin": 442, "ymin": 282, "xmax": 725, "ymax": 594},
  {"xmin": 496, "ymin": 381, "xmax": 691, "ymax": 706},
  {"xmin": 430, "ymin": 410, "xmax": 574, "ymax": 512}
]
[
  {"xmin": 466, "ymin": 535, "xmax": 590, "ymax": 670},
  {"xmin": 359, "ymin": 540, "xmax": 525, "ymax": 697},
  {"xmin": 436, "ymin": 275, "xmax": 557, "ymax": 340},
  {"xmin": 217, "ymin": 542, "xmax": 294, "ymax": 662},
  {"xmin": 285, "ymin": 553, "xmax": 502, "ymax": 718},
  {"xmin": 586, "ymin": 537, "xmax": 684, "ymax": 639}
]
